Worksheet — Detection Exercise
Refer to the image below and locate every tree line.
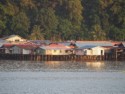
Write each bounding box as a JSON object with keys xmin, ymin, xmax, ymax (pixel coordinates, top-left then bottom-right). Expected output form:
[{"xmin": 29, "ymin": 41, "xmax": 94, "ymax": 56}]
[{"xmin": 0, "ymin": 0, "xmax": 125, "ymax": 41}]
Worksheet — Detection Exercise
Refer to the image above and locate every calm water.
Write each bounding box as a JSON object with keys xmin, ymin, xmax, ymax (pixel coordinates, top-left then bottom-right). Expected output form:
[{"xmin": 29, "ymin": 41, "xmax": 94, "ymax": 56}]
[
  {"xmin": 0, "ymin": 60, "xmax": 125, "ymax": 94},
  {"xmin": 0, "ymin": 60, "xmax": 125, "ymax": 72}
]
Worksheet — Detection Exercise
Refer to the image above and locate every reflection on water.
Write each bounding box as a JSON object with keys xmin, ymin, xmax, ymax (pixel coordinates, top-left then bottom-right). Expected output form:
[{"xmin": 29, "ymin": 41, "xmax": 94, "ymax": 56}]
[
  {"xmin": 0, "ymin": 60, "xmax": 125, "ymax": 71},
  {"xmin": 86, "ymin": 62, "xmax": 105, "ymax": 70}
]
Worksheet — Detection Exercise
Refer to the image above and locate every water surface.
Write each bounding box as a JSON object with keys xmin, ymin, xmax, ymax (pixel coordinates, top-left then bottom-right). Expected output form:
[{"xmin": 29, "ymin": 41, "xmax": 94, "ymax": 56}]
[
  {"xmin": 0, "ymin": 60, "xmax": 125, "ymax": 72},
  {"xmin": 0, "ymin": 60, "xmax": 125, "ymax": 94}
]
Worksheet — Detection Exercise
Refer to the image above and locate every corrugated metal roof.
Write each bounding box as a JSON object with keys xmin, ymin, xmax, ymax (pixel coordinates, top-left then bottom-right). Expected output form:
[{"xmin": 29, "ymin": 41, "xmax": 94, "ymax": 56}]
[
  {"xmin": 0, "ymin": 44, "xmax": 3, "ymax": 48},
  {"xmin": 79, "ymin": 45, "xmax": 97, "ymax": 49},
  {"xmin": 1, "ymin": 35, "xmax": 25, "ymax": 40},
  {"xmin": 0, "ymin": 39, "xmax": 8, "ymax": 43},
  {"xmin": 15, "ymin": 44, "xmax": 38, "ymax": 50},
  {"xmin": 29, "ymin": 40, "xmax": 51, "ymax": 45},
  {"xmin": 48, "ymin": 43, "xmax": 66, "ymax": 47},
  {"xmin": 76, "ymin": 41, "xmax": 113, "ymax": 48},
  {"xmin": 2, "ymin": 44, "xmax": 14, "ymax": 48},
  {"xmin": 39, "ymin": 43, "xmax": 71, "ymax": 50},
  {"xmin": 2, "ymin": 44, "xmax": 38, "ymax": 49},
  {"xmin": 40, "ymin": 47, "xmax": 71, "ymax": 50},
  {"xmin": 0, "ymin": 39, "xmax": 9, "ymax": 47},
  {"xmin": 78, "ymin": 46, "xmax": 104, "ymax": 50},
  {"xmin": 58, "ymin": 42, "xmax": 71, "ymax": 46}
]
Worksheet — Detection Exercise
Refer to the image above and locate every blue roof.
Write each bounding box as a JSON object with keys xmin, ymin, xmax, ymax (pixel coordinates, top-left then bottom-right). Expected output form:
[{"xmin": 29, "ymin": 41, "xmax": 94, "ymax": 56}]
[
  {"xmin": 76, "ymin": 41, "xmax": 113, "ymax": 48},
  {"xmin": 0, "ymin": 39, "xmax": 8, "ymax": 47},
  {"xmin": 0, "ymin": 39, "xmax": 8, "ymax": 43},
  {"xmin": 29, "ymin": 40, "xmax": 51, "ymax": 45},
  {"xmin": 58, "ymin": 42, "xmax": 71, "ymax": 46},
  {"xmin": 79, "ymin": 45, "xmax": 97, "ymax": 49}
]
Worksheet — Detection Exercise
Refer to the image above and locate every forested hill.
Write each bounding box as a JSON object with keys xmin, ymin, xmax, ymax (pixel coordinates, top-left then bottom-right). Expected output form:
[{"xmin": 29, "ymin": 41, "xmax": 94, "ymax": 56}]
[{"xmin": 0, "ymin": 0, "xmax": 125, "ymax": 41}]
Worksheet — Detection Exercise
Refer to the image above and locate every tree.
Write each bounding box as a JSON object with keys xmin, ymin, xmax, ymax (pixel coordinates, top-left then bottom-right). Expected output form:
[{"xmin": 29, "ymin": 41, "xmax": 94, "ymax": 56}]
[
  {"xmin": 0, "ymin": 0, "xmax": 124, "ymax": 41},
  {"xmin": 0, "ymin": 1, "xmax": 20, "ymax": 36},
  {"xmin": 81, "ymin": 23, "xmax": 88, "ymax": 40},
  {"xmin": 62, "ymin": 0, "xmax": 83, "ymax": 25},
  {"xmin": 109, "ymin": 25, "xmax": 125, "ymax": 41},
  {"xmin": 38, "ymin": 8, "xmax": 58, "ymax": 39},
  {"xmin": 20, "ymin": 0, "xmax": 35, "ymax": 9},
  {"xmin": 0, "ymin": 3, "xmax": 6, "ymax": 35},
  {"xmin": 90, "ymin": 24, "xmax": 106, "ymax": 40},
  {"xmin": 57, "ymin": 18, "xmax": 72, "ymax": 40},
  {"xmin": 3, "ymin": 1, "xmax": 19, "ymax": 16},
  {"xmin": 99, "ymin": 0, "xmax": 125, "ymax": 40},
  {"xmin": 29, "ymin": 25, "xmax": 44, "ymax": 40},
  {"xmin": 11, "ymin": 12, "xmax": 30, "ymax": 37},
  {"xmin": 82, "ymin": 0, "xmax": 101, "ymax": 29},
  {"xmin": 0, "ymin": 20, "xmax": 6, "ymax": 35},
  {"xmin": 109, "ymin": 0, "xmax": 125, "ymax": 28}
]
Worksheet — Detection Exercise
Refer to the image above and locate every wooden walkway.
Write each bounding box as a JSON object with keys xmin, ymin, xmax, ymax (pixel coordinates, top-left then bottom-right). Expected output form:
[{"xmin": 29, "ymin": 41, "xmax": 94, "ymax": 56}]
[{"xmin": 0, "ymin": 54, "xmax": 124, "ymax": 61}]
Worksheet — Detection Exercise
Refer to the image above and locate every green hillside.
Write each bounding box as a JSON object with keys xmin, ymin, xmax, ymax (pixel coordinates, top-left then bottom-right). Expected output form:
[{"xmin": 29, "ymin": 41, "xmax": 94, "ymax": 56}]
[{"xmin": 0, "ymin": 0, "xmax": 125, "ymax": 41}]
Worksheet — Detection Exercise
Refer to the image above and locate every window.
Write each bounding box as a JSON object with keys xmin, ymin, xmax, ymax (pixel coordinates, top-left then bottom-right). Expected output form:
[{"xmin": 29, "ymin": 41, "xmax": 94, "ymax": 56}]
[
  {"xmin": 9, "ymin": 49, "xmax": 12, "ymax": 54},
  {"xmin": 65, "ymin": 50, "xmax": 68, "ymax": 53},
  {"xmin": 101, "ymin": 50, "xmax": 103, "ymax": 55},
  {"xmin": 60, "ymin": 50, "xmax": 62, "ymax": 53},
  {"xmin": 54, "ymin": 50, "xmax": 56, "ymax": 53},
  {"xmin": 15, "ymin": 39, "xmax": 20, "ymax": 42},
  {"xmin": 9, "ymin": 41, "xmax": 12, "ymax": 43}
]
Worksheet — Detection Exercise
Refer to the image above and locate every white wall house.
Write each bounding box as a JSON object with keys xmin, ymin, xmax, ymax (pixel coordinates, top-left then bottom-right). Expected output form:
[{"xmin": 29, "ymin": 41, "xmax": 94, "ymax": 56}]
[
  {"xmin": 37, "ymin": 47, "xmax": 73, "ymax": 55},
  {"xmin": 84, "ymin": 49, "xmax": 92, "ymax": 55},
  {"xmin": 36, "ymin": 43, "xmax": 73, "ymax": 55},
  {"xmin": 84, "ymin": 46, "xmax": 104, "ymax": 55},
  {"xmin": 5, "ymin": 48, "xmax": 12, "ymax": 54},
  {"xmin": 0, "ymin": 39, "xmax": 9, "ymax": 53},
  {"xmin": 1, "ymin": 44, "xmax": 13, "ymax": 54},
  {"xmin": 2, "ymin": 35, "xmax": 27, "ymax": 43},
  {"xmin": 91, "ymin": 46, "xmax": 104, "ymax": 55},
  {"xmin": 11, "ymin": 46, "xmax": 31, "ymax": 54},
  {"xmin": 10, "ymin": 45, "xmax": 37, "ymax": 54},
  {"xmin": 76, "ymin": 46, "xmax": 105, "ymax": 56}
]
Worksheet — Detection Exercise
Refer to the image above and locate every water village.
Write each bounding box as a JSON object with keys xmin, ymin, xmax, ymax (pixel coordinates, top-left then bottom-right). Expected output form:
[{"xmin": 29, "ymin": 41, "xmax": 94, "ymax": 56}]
[{"xmin": 0, "ymin": 35, "xmax": 125, "ymax": 61}]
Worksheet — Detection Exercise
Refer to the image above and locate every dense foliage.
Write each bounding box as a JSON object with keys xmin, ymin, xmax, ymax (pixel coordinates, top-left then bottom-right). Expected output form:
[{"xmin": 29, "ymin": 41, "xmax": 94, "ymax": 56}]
[{"xmin": 0, "ymin": 0, "xmax": 125, "ymax": 41}]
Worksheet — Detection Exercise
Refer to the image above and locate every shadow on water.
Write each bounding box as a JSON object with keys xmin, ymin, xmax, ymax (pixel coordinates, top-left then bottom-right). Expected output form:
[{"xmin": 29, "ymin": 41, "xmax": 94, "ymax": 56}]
[{"xmin": 0, "ymin": 60, "xmax": 125, "ymax": 72}]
